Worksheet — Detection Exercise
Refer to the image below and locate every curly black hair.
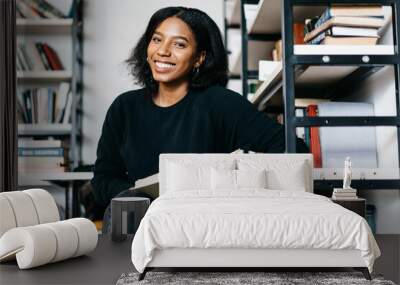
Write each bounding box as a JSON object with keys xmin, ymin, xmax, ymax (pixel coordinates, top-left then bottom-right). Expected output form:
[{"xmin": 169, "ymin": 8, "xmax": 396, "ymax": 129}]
[{"xmin": 126, "ymin": 7, "xmax": 228, "ymax": 93}]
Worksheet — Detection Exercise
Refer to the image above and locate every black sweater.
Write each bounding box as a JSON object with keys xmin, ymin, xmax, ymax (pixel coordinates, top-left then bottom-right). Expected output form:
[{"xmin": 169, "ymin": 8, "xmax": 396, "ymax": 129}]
[{"xmin": 92, "ymin": 86, "xmax": 293, "ymax": 207}]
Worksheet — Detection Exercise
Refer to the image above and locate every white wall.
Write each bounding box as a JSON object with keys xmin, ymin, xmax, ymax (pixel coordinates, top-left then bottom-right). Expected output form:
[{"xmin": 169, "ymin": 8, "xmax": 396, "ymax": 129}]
[{"xmin": 82, "ymin": 0, "xmax": 224, "ymax": 164}]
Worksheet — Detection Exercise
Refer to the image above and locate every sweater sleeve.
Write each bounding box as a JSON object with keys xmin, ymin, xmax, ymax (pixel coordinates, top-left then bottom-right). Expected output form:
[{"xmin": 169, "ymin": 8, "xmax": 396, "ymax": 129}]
[
  {"xmin": 221, "ymin": 90, "xmax": 309, "ymax": 153},
  {"xmin": 91, "ymin": 97, "xmax": 133, "ymax": 207},
  {"xmin": 219, "ymin": 89, "xmax": 307, "ymax": 153}
]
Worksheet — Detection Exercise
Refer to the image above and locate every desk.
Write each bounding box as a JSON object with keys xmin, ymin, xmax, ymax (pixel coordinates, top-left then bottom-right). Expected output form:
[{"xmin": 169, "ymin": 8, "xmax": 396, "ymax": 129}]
[
  {"xmin": 19, "ymin": 172, "xmax": 93, "ymax": 218},
  {"xmin": 0, "ymin": 234, "xmax": 134, "ymax": 285}
]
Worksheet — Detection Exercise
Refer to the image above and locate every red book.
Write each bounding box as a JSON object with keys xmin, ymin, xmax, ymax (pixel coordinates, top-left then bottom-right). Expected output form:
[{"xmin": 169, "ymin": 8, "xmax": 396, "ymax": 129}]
[
  {"xmin": 42, "ymin": 43, "xmax": 63, "ymax": 70},
  {"xmin": 293, "ymin": 23, "xmax": 305, "ymax": 44},
  {"xmin": 307, "ymin": 105, "xmax": 322, "ymax": 168}
]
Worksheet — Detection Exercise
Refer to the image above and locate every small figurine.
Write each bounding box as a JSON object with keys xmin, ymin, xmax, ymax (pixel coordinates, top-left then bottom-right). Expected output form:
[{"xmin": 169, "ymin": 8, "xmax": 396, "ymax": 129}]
[{"xmin": 343, "ymin": 157, "xmax": 353, "ymax": 190}]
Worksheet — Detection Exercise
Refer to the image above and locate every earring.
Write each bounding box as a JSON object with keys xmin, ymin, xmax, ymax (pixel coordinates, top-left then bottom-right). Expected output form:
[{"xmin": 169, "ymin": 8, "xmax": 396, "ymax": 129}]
[{"xmin": 193, "ymin": 66, "xmax": 199, "ymax": 76}]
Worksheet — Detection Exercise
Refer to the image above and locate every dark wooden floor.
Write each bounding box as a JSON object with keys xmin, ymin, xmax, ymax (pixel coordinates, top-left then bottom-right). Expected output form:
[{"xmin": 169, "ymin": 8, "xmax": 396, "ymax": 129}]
[
  {"xmin": 0, "ymin": 234, "xmax": 398, "ymax": 284},
  {"xmin": 374, "ymin": 235, "xmax": 400, "ymax": 284}
]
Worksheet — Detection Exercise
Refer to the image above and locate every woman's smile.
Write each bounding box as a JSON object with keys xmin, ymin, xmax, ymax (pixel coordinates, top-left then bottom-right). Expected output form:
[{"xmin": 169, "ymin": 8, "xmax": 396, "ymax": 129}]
[{"xmin": 154, "ymin": 60, "xmax": 176, "ymax": 73}]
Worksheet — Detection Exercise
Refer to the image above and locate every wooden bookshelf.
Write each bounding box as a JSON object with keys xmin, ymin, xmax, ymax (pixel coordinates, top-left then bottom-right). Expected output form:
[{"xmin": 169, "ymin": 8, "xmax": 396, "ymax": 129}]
[
  {"xmin": 16, "ymin": 18, "xmax": 73, "ymax": 34},
  {"xmin": 18, "ymin": 123, "xmax": 72, "ymax": 136}
]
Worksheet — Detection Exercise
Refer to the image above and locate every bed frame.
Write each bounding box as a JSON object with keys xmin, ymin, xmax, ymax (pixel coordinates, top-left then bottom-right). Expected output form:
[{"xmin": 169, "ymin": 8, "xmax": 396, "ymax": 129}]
[
  {"xmin": 138, "ymin": 154, "xmax": 372, "ymax": 281},
  {"xmin": 140, "ymin": 248, "xmax": 371, "ymax": 280}
]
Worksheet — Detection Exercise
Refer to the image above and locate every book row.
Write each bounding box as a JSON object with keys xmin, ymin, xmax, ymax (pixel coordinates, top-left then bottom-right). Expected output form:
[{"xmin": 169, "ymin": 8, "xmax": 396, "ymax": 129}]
[
  {"xmin": 17, "ymin": 83, "xmax": 72, "ymax": 124},
  {"xmin": 17, "ymin": 42, "xmax": 64, "ymax": 71}
]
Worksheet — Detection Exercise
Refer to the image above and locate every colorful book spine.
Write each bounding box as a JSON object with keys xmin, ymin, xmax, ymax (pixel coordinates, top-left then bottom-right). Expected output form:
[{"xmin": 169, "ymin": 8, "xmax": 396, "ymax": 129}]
[
  {"xmin": 35, "ymin": 43, "xmax": 51, "ymax": 70},
  {"xmin": 42, "ymin": 43, "xmax": 63, "ymax": 70},
  {"xmin": 314, "ymin": 8, "xmax": 333, "ymax": 31},
  {"xmin": 307, "ymin": 105, "xmax": 322, "ymax": 168},
  {"xmin": 32, "ymin": 0, "xmax": 66, "ymax": 18},
  {"xmin": 18, "ymin": 147, "xmax": 64, "ymax": 157}
]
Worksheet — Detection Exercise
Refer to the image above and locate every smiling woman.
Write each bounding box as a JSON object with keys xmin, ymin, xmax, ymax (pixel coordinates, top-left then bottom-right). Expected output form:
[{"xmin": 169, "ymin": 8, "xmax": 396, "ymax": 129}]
[{"xmin": 91, "ymin": 7, "xmax": 307, "ymax": 231}]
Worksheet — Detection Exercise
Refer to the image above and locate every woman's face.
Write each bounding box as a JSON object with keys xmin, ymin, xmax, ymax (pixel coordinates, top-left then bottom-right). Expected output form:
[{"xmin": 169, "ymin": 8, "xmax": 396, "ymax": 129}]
[{"xmin": 147, "ymin": 17, "xmax": 204, "ymax": 85}]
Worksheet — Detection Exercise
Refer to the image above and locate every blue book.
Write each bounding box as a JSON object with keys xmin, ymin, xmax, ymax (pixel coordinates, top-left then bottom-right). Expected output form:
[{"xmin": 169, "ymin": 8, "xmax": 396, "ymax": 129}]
[{"xmin": 18, "ymin": 147, "xmax": 64, "ymax": 157}]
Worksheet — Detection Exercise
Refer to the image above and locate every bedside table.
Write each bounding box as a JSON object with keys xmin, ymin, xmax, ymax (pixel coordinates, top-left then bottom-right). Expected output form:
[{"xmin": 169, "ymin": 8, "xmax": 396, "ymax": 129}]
[{"xmin": 331, "ymin": 198, "xmax": 366, "ymax": 218}]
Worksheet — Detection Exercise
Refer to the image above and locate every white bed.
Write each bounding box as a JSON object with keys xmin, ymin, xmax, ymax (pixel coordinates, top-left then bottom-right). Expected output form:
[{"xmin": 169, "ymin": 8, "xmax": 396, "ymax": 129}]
[{"xmin": 131, "ymin": 154, "xmax": 380, "ymax": 280}]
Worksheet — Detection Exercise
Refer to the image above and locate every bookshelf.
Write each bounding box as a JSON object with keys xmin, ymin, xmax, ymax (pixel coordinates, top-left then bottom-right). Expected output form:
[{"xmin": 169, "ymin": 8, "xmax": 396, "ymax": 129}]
[
  {"xmin": 16, "ymin": 0, "xmax": 83, "ymax": 179},
  {"xmin": 231, "ymin": 0, "xmax": 400, "ymax": 191}
]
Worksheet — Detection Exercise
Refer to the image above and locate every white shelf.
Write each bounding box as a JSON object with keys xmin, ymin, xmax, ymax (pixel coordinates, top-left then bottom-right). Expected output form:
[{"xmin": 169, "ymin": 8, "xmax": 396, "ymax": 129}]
[
  {"xmin": 294, "ymin": 44, "xmax": 395, "ymax": 55},
  {"xmin": 17, "ymin": 71, "xmax": 72, "ymax": 83},
  {"xmin": 313, "ymin": 168, "xmax": 400, "ymax": 180},
  {"xmin": 230, "ymin": 41, "xmax": 275, "ymax": 75},
  {"xmin": 18, "ymin": 123, "xmax": 72, "ymax": 136},
  {"xmin": 254, "ymin": 65, "xmax": 361, "ymax": 108},
  {"xmin": 248, "ymin": 0, "xmax": 325, "ymax": 34},
  {"xmin": 16, "ymin": 18, "xmax": 73, "ymax": 34},
  {"xmin": 226, "ymin": 0, "xmax": 241, "ymax": 25},
  {"xmin": 252, "ymin": 44, "xmax": 393, "ymax": 108},
  {"xmin": 251, "ymin": 61, "xmax": 282, "ymax": 105}
]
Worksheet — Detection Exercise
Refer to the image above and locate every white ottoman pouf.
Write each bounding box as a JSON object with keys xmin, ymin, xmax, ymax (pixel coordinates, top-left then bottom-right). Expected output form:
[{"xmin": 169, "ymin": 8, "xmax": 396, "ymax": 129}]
[
  {"xmin": 0, "ymin": 191, "xmax": 39, "ymax": 227},
  {"xmin": 0, "ymin": 196, "xmax": 17, "ymax": 237},
  {"xmin": 0, "ymin": 219, "xmax": 98, "ymax": 269},
  {"xmin": 23, "ymin": 189, "xmax": 59, "ymax": 223}
]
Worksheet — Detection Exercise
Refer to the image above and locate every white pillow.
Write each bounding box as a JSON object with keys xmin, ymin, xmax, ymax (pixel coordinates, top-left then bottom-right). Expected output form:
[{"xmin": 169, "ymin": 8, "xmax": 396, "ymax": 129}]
[
  {"xmin": 267, "ymin": 162, "xmax": 308, "ymax": 191},
  {"xmin": 237, "ymin": 169, "xmax": 267, "ymax": 188},
  {"xmin": 211, "ymin": 168, "xmax": 236, "ymax": 189},
  {"xmin": 211, "ymin": 168, "xmax": 267, "ymax": 190},
  {"xmin": 238, "ymin": 159, "xmax": 310, "ymax": 192},
  {"xmin": 166, "ymin": 160, "xmax": 235, "ymax": 191}
]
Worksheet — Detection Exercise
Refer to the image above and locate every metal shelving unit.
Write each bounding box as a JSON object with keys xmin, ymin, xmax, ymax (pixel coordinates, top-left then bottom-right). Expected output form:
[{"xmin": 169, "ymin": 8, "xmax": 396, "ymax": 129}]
[{"xmin": 232, "ymin": 0, "xmax": 400, "ymax": 191}]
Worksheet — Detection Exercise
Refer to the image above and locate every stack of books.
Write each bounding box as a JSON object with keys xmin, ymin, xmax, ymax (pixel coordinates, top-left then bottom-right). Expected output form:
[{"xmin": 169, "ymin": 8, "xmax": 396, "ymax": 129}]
[
  {"xmin": 16, "ymin": 0, "xmax": 66, "ymax": 19},
  {"xmin": 304, "ymin": 5, "xmax": 385, "ymax": 45},
  {"xmin": 17, "ymin": 82, "xmax": 72, "ymax": 125},
  {"xmin": 17, "ymin": 42, "xmax": 64, "ymax": 72},
  {"xmin": 18, "ymin": 139, "xmax": 68, "ymax": 173},
  {"xmin": 332, "ymin": 188, "xmax": 358, "ymax": 200}
]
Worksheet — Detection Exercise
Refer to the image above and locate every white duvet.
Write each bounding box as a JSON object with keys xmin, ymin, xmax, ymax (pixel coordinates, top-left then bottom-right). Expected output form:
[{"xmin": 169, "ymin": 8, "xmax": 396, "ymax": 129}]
[{"xmin": 131, "ymin": 190, "xmax": 380, "ymax": 273}]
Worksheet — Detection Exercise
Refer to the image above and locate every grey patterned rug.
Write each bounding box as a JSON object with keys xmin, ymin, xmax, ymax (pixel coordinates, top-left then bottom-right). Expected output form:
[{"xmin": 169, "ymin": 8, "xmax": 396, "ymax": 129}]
[{"xmin": 116, "ymin": 271, "xmax": 396, "ymax": 285}]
